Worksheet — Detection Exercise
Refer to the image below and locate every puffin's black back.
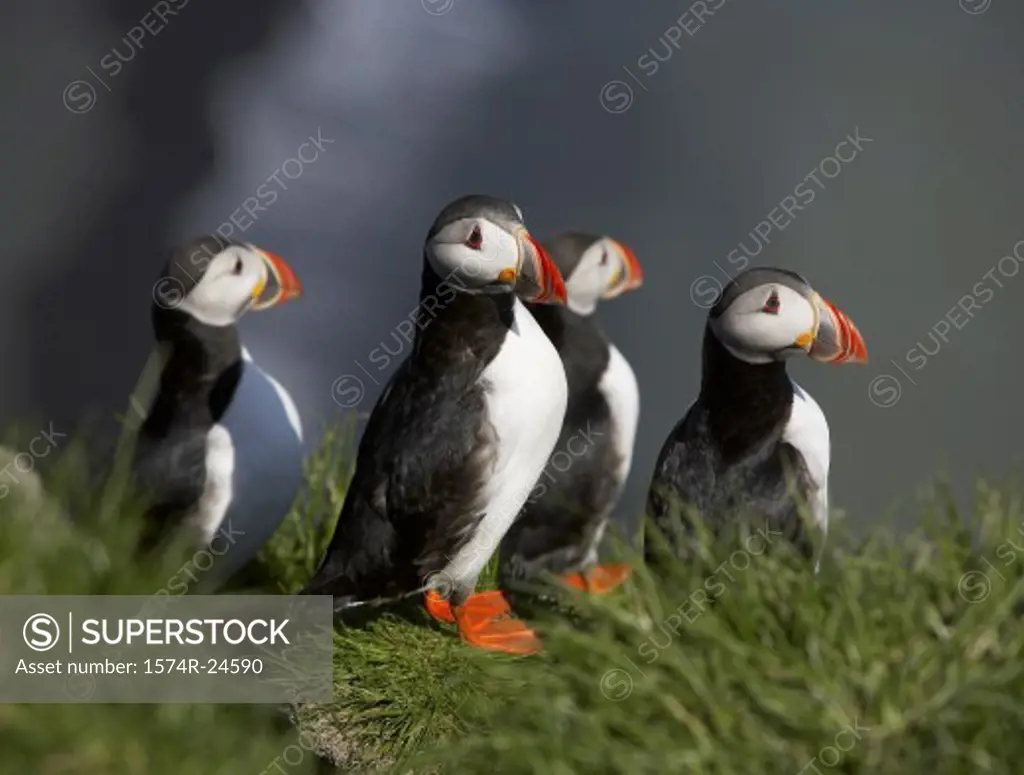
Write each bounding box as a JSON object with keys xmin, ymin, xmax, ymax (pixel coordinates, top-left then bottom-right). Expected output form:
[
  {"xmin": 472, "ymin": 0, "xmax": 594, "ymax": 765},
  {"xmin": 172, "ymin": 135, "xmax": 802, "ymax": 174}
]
[
  {"xmin": 304, "ymin": 282, "xmax": 517, "ymax": 603},
  {"xmin": 498, "ymin": 302, "xmax": 620, "ymax": 581},
  {"xmin": 645, "ymin": 327, "xmax": 815, "ymax": 564}
]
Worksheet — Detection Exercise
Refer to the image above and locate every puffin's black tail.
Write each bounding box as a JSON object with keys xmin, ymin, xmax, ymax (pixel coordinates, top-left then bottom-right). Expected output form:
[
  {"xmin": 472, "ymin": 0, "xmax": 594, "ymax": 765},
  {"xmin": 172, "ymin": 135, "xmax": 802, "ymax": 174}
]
[
  {"xmin": 299, "ymin": 546, "xmax": 361, "ymax": 604},
  {"xmin": 299, "ymin": 496, "xmax": 412, "ymax": 612},
  {"xmin": 298, "ymin": 571, "xmax": 358, "ymax": 606}
]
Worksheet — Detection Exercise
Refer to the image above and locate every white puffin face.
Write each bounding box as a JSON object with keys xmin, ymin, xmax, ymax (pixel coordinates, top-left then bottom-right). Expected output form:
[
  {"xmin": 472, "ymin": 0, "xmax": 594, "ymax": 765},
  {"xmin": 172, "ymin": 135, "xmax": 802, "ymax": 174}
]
[
  {"xmin": 710, "ymin": 283, "xmax": 818, "ymax": 364},
  {"xmin": 565, "ymin": 238, "xmax": 642, "ymax": 315},
  {"xmin": 423, "ymin": 196, "xmax": 566, "ymax": 303},
  {"xmin": 425, "ymin": 217, "xmax": 523, "ymax": 294},
  {"xmin": 178, "ymin": 245, "xmax": 271, "ymax": 327},
  {"xmin": 564, "ymin": 239, "xmax": 618, "ymax": 315}
]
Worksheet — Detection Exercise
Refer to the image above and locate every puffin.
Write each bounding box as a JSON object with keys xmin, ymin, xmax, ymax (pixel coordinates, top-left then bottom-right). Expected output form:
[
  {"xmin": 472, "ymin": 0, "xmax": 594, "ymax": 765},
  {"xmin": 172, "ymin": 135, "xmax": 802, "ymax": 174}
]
[
  {"xmin": 131, "ymin": 236, "xmax": 304, "ymax": 588},
  {"xmin": 645, "ymin": 267, "xmax": 866, "ymax": 568},
  {"xmin": 303, "ymin": 195, "xmax": 569, "ymax": 655},
  {"xmin": 498, "ymin": 232, "xmax": 643, "ymax": 596}
]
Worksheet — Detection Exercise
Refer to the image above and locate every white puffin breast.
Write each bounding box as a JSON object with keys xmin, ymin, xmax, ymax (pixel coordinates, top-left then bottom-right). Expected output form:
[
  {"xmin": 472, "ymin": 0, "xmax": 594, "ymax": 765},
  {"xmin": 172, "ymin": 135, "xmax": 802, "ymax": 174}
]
[
  {"xmin": 783, "ymin": 381, "xmax": 830, "ymax": 532},
  {"xmin": 598, "ymin": 343, "xmax": 641, "ymax": 491},
  {"xmin": 198, "ymin": 348, "xmax": 305, "ymax": 566}
]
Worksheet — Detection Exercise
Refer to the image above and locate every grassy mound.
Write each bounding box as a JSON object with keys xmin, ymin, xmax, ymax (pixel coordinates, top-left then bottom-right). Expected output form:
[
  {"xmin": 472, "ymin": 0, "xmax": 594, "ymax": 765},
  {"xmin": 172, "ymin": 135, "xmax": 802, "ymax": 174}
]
[
  {"xmin": 4, "ymin": 418, "xmax": 1024, "ymax": 774},
  {"xmin": 430, "ymin": 495, "xmax": 1024, "ymax": 774},
  {"xmin": 275, "ymin": 425, "xmax": 1024, "ymax": 774}
]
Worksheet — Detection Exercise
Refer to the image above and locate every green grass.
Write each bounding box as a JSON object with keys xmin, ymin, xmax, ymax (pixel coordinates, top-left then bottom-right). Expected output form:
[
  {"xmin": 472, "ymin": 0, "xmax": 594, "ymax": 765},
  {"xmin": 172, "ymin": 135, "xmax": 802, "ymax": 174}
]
[
  {"xmin": 429, "ymin": 499, "xmax": 1024, "ymax": 775},
  {"xmin": 0, "ymin": 429, "xmax": 326, "ymax": 775},
  {"xmin": 4, "ymin": 420, "xmax": 1024, "ymax": 773}
]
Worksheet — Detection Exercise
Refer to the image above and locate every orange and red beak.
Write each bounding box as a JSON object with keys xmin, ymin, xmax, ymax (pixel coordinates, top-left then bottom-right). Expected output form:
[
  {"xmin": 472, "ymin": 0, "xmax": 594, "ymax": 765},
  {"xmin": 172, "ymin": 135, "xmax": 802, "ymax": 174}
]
[
  {"xmin": 251, "ymin": 248, "xmax": 303, "ymax": 310},
  {"xmin": 805, "ymin": 293, "xmax": 867, "ymax": 364},
  {"xmin": 516, "ymin": 230, "xmax": 568, "ymax": 305},
  {"xmin": 602, "ymin": 239, "xmax": 643, "ymax": 299}
]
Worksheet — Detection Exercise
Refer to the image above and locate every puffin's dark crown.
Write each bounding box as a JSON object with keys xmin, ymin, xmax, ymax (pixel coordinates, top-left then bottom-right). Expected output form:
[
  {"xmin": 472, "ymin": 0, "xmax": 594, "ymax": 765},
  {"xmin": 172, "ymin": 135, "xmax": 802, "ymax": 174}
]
[
  {"xmin": 425, "ymin": 195, "xmax": 524, "ymax": 243},
  {"xmin": 709, "ymin": 267, "xmax": 811, "ymax": 319}
]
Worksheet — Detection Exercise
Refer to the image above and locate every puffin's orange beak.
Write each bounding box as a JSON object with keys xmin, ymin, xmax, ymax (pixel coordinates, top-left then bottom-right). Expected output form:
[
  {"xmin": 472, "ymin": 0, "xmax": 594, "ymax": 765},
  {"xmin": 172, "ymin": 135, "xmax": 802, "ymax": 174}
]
[
  {"xmin": 603, "ymin": 239, "xmax": 643, "ymax": 299},
  {"xmin": 516, "ymin": 231, "xmax": 568, "ymax": 305},
  {"xmin": 251, "ymin": 248, "xmax": 302, "ymax": 309},
  {"xmin": 805, "ymin": 293, "xmax": 867, "ymax": 364}
]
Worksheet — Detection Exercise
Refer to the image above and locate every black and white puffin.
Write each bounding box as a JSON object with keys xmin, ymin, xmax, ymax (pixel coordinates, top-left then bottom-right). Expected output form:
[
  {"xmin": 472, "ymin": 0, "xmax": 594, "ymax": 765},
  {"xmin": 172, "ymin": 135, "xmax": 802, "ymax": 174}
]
[
  {"xmin": 645, "ymin": 267, "xmax": 866, "ymax": 567},
  {"xmin": 498, "ymin": 232, "xmax": 643, "ymax": 595},
  {"xmin": 132, "ymin": 236, "xmax": 304, "ymax": 587},
  {"xmin": 304, "ymin": 195, "xmax": 569, "ymax": 654}
]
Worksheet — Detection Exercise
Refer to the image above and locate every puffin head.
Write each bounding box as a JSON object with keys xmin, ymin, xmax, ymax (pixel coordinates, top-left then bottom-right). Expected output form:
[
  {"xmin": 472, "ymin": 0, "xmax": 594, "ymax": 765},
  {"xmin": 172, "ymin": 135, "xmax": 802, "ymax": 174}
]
[
  {"xmin": 152, "ymin": 236, "xmax": 302, "ymax": 328},
  {"xmin": 543, "ymin": 232, "xmax": 643, "ymax": 315},
  {"xmin": 708, "ymin": 267, "xmax": 867, "ymax": 365},
  {"xmin": 424, "ymin": 195, "xmax": 567, "ymax": 305}
]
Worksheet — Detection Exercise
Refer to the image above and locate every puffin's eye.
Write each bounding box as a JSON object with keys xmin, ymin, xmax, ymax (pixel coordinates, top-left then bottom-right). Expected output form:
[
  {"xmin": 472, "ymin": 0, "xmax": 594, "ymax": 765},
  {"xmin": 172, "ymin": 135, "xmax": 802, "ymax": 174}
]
[
  {"xmin": 232, "ymin": 257, "xmax": 244, "ymax": 275},
  {"xmin": 599, "ymin": 250, "xmax": 609, "ymax": 266},
  {"xmin": 465, "ymin": 225, "xmax": 483, "ymax": 250},
  {"xmin": 762, "ymin": 289, "xmax": 780, "ymax": 315}
]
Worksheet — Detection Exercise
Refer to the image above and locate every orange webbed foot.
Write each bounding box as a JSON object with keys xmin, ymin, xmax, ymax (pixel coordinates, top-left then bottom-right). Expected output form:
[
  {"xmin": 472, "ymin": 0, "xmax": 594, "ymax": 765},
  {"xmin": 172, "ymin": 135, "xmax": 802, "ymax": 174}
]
[
  {"xmin": 454, "ymin": 590, "xmax": 542, "ymax": 655},
  {"xmin": 561, "ymin": 563, "xmax": 631, "ymax": 594},
  {"xmin": 424, "ymin": 590, "xmax": 456, "ymax": 623}
]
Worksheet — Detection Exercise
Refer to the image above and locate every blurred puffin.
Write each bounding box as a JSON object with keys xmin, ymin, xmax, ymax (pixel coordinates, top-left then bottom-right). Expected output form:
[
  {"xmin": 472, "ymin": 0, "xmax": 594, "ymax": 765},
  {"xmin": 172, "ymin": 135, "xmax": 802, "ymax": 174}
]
[
  {"xmin": 498, "ymin": 232, "xmax": 643, "ymax": 595},
  {"xmin": 304, "ymin": 195, "xmax": 569, "ymax": 655},
  {"xmin": 645, "ymin": 268, "xmax": 866, "ymax": 568},
  {"xmin": 132, "ymin": 236, "xmax": 303, "ymax": 587}
]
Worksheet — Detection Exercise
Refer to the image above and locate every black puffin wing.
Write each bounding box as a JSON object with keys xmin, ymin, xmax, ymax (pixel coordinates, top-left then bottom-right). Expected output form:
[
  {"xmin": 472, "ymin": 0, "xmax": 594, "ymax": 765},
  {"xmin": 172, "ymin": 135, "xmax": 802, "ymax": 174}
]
[
  {"xmin": 305, "ymin": 363, "xmax": 423, "ymax": 595},
  {"xmin": 330, "ymin": 366, "xmax": 403, "ymax": 526},
  {"xmin": 526, "ymin": 401, "xmax": 618, "ymax": 520},
  {"xmin": 132, "ymin": 429, "xmax": 208, "ymax": 524},
  {"xmin": 341, "ymin": 358, "xmax": 482, "ymax": 512},
  {"xmin": 644, "ymin": 403, "xmax": 710, "ymax": 563},
  {"xmin": 770, "ymin": 443, "xmax": 818, "ymax": 560},
  {"xmin": 365, "ymin": 353, "xmax": 496, "ymax": 568},
  {"xmin": 352, "ymin": 360, "xmax": 425, "ymax": 500},
  {"xmin": 646, "ymin": 403, "xmax": 701, "ymax": 523},
  {"xmin": 308, "ymin": 357, "xmax": 489, "ymax": 598},
  {"xmin": 409, "ymin": 402, "xmax": 497, "ymax": 577}
]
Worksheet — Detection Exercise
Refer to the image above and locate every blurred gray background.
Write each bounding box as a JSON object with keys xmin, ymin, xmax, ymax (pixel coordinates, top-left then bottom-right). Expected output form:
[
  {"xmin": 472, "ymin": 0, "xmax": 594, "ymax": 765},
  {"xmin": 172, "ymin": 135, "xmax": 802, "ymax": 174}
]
[{"xmin": 3, "ymin": 0, "xmax": 1022, "ymax": 536}]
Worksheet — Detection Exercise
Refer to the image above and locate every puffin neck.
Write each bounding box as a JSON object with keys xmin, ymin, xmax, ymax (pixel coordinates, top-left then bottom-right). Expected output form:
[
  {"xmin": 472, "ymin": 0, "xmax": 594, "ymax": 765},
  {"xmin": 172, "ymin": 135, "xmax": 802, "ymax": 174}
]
[
  {"xmin": 417, "ymin": 259, "xmax": 516, "ymax": 335},
  {"xmin": 698, "ymin": 325, "xmax": 793, "ymax": 460},
  {"xmin": 143, "ymin": 310, "xmax": 244, "ymax": 432}
]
